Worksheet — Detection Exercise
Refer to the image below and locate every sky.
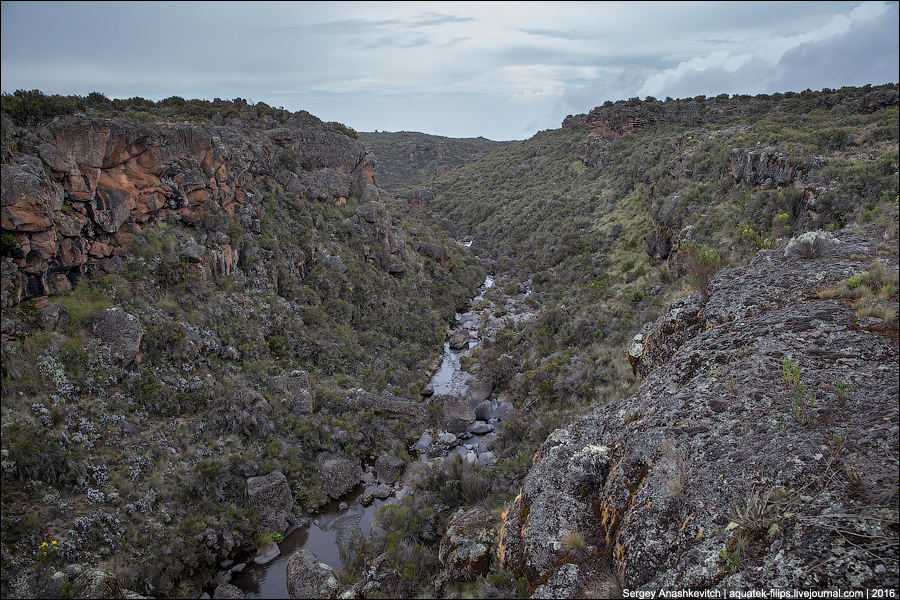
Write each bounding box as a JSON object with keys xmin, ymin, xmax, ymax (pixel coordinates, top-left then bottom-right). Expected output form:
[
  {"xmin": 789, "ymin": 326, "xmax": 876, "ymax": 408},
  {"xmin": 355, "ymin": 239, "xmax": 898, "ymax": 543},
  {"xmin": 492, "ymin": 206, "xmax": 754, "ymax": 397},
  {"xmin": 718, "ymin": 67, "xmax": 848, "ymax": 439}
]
[{"xmin": 1, "ymin": 1, "xmax": 898, "ymax": 141}]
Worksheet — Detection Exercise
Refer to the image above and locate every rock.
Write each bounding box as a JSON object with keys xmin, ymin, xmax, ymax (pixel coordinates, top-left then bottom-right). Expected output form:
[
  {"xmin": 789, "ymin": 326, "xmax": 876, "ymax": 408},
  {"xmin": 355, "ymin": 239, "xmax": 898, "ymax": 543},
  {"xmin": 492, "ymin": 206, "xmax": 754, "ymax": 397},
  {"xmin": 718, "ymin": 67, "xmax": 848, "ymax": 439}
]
[
  {"xmin": 473, "ymin": 400, "xmax": 494, "ymax": 421},
  {"xmin": 499, "ymin": 225, "xmax": 899, "ymax": 594},
  {"xmin": 246, "ymin": 471, "xmax": 294, "ymax": 535},
  {"xmin": 360, "ymin": 493, "xmax": 374, "ymax": 507},
  {"xmin": 448, "ymin": 329, "xmax": 470, "ymax": 350},
  {"xmin": 212, "ymin": 583, "xmax": 245, "ymax": 599},
  {"xmin": 420, "ymin": 382, "xmax": 434, "ymax": 397},
  {"xmin": 1, "ymin": 161, "xmax": 62, "ymax": 232},
  {"xmin": 417, "ymin": 242, "xmax": 452, "ymax": 269},
  {"xmin": 414, "ymin": 432, "xmax": 433, "ymax": 452},
  {"xmin": 468, "ymin": 421, "xmax": 494, "ymax": 435},
  {"xmin": 92, "ymin": 308, "xmax": 142, "ymax": 365},
  {"xmin": 343, "ymin": 388, "xmax": 423, "ymax": 419},
  {"xmin": 355, "ymin": 200, "xmax": 383, "ymax": 223},
  {"xmin": 72, "ymin": 566, "xmax": 124, "ymax": 599},
  {"xmin": 466, "ymin": 379, "xmax": 493, "ymax": 405},
  {"xmin": 34, "ymin": 298, "xmax": 61, "ymax": 331},
  {"xmin": 478, "ymin": 434, "xmax": 498, "ymax": 454},
  {"xmin": 375, "ymin": 451, "xmax": 405, "ymax": 484},
  {"xmin": 439, "ymin": 507, "xmax": 499, "ymax": 582},
  {"xmin": 285, "ymin": 549, "xmax": 345, "ymax": 599},
  {"xmin": 254, "ymin": 541, "xmax": 281, "ymax": 565},
  {"xmin": 373, "ymin": 483, "xmax": 392, "ymax": 499},
  {"xmin": 317, "ymin": 454, "xmax": 361, "ymax": 500},
  {"xmin": 439, "ymin": 432, "xmax": 458, "ymax": 446},
  {"xmin": 435, "ymin": 394, "xmax": 476, "ymax": 433},
  {"xmin": 493, "ymin": 401, "xmax": 514, "ymax": 420}
]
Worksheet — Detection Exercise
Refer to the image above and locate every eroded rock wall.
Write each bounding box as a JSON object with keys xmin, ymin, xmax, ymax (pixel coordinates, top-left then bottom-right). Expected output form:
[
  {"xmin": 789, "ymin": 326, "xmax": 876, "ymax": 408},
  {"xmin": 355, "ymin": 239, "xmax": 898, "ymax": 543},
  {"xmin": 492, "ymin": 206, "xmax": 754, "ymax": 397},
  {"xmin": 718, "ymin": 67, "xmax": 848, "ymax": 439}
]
[
  {"xmin": 500, "ymin": 225, "xmax": 899, "ymax": 594},
  {"xmin": 2, "ymin": 113, "xmax": 371, "ymax": 307}
]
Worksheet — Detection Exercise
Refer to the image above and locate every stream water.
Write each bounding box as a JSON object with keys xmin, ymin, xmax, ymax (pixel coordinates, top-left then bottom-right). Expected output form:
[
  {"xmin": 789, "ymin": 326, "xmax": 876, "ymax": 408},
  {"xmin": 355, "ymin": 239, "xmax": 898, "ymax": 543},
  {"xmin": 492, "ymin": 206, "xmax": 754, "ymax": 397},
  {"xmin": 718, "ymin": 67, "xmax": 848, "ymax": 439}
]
[{"xmin": 230, "ymin": 276, "xmax": 495, "ymax": 598}]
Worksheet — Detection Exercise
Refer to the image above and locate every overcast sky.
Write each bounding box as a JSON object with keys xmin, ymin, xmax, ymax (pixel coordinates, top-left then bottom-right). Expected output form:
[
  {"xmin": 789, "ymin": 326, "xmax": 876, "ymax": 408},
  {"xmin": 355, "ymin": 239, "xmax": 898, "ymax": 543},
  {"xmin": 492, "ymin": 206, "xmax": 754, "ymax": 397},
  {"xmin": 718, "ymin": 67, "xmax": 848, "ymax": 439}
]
[{"xmin": 2, "ymin": 1, "xmax": 897, "ymax": 140}]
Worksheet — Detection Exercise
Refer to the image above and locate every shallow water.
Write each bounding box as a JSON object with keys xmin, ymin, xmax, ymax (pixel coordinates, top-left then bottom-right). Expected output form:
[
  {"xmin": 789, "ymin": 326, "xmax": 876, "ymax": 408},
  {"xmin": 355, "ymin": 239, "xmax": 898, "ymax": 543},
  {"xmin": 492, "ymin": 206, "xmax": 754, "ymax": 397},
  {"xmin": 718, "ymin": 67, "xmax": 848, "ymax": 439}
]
[
  {"xmin": 231, "ymin": 489, "xmax": 395, "ymax": 598},
  {"xmin": 231, "ymin": 275, "xmax": 496, "ymax": 597}
]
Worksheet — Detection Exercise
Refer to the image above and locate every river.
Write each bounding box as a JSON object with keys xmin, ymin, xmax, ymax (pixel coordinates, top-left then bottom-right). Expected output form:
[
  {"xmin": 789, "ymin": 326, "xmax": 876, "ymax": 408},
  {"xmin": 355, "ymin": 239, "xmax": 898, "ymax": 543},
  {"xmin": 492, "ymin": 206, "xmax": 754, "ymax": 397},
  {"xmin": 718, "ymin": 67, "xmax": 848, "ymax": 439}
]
[{"xmin": 230, "ymin": 276, "xmax": 495, "ymax": 598}]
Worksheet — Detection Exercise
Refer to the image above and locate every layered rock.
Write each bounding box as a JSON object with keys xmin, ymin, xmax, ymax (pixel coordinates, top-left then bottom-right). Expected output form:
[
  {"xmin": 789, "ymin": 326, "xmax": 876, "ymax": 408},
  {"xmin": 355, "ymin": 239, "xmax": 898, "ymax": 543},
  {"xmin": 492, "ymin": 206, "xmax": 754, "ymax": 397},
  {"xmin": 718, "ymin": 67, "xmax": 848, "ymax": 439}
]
[
  {"xmin": 500, "ymin": 225, "xmax": 899, "ymax": 594},
  {"xmin": 2, "ymin": 111, "xmax": 372, "ymax": 307}
]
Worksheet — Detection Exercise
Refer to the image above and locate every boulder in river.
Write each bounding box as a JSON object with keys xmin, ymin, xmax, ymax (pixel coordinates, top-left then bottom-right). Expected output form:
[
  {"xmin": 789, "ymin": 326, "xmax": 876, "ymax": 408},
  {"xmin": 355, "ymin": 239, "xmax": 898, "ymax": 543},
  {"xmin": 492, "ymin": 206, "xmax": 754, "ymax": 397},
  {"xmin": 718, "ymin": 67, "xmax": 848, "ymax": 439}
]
[{"xmin": 285, "ymin": 549, "xmax": 346, "ymax": 599}]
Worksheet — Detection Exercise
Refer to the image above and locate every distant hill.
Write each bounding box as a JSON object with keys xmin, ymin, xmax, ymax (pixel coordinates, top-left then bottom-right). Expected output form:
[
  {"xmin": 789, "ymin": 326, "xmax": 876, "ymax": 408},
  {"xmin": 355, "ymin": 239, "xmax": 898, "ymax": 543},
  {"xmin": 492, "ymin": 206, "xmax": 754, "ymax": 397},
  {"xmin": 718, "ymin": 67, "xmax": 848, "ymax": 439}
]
[{"xmin": 358, "ymin": 131, "xmax": 516, "ymax": 193}]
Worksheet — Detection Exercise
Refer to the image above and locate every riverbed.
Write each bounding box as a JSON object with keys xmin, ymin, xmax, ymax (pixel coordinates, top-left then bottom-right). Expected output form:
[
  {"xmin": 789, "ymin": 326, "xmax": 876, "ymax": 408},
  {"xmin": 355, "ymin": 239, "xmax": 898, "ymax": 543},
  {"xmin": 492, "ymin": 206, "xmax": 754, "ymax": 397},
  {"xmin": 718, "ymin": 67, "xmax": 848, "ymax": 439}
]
[{"xmin": 231, "ymin": 276, "xmax": 496, "ymax": 598}]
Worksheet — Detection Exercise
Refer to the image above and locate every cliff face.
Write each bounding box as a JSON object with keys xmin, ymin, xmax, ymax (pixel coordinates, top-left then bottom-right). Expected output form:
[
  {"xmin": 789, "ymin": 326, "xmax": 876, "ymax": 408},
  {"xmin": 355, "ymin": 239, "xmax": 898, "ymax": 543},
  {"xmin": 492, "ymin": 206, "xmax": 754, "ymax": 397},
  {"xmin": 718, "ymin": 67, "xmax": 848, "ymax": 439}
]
[
  {"xmin": 499, "ymin": 225, "xmax": 899, "ymax": 595},
  {"xmin": 1, "ymin": 112, "xmax": 371, "ymax": 308}
]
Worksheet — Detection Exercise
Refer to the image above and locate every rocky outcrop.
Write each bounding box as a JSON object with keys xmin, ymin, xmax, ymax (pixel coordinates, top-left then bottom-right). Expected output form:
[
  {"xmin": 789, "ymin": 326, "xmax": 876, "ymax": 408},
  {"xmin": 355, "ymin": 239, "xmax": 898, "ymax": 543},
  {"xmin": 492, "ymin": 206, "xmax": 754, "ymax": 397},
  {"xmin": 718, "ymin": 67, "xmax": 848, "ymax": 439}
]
[
  {"xmin": 285, "ymin": 549, "xmax": 346, "ymax": 599},
  {"xmin": 374, "ymin": 451, "xmax": 405, "ymax": 484},
  {"xmin": 1, "ymin": 111, "xmax": 371, "ymax": 307},
  {"xmin": 500, "ymin": 225, "xmax": 899, "ymax": 594},
  {"xmin": 246, "ymin": 471, "xmax": 294, "ymax": 535},
  {"xmin": 730, "ymin": 147, "xmax": 817, "ymax": 188},
  {"xmin": 439, "ymin": 507, "xmax": 499, "ymax": 582}
]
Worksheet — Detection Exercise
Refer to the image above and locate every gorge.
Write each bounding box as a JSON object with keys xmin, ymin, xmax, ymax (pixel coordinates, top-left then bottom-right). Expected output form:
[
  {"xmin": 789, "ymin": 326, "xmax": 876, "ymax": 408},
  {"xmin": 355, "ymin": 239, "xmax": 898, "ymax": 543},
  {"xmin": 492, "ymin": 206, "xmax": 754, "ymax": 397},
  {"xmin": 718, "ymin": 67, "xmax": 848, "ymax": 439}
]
[{"xmin": 1, "ymin": 85, "xmax": 898, "ymax": 598}]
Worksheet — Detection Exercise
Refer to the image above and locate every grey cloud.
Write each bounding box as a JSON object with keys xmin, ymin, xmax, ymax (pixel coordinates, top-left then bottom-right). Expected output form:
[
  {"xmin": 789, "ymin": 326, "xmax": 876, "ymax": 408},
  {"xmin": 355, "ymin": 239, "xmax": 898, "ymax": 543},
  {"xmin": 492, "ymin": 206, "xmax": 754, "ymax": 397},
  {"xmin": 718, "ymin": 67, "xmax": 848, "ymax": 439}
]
[
  {"xmin": 771, "ymin": 3, "xmax": 900, "ymax": 91},
  {"xmin": 408, "ymin": 12, "xmax": 475, "ymax": 27},
  {"xmin": 518, "ymin": 28, "xmax": 600, "ymax": 41}
]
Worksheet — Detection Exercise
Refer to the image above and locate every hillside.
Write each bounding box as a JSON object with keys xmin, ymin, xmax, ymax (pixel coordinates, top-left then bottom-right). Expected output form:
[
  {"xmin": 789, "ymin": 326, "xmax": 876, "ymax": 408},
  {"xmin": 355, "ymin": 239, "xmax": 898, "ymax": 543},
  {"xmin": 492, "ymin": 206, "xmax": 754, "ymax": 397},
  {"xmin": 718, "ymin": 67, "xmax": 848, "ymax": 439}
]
[
  {"xmin": 1, "ymin": 86, "xmax": 898, "ymax": 599},
  {"xmin": 357, "ymin": 131, "xmax": 516, "ymax": 194}
]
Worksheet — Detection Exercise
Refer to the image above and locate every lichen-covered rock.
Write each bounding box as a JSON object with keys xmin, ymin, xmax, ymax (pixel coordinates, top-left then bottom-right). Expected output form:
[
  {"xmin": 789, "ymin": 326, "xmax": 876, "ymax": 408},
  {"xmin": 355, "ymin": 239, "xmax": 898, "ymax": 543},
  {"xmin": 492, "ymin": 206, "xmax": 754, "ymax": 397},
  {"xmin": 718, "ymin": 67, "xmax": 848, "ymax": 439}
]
[
  {"xmin": 246, "ymin": 470, "xmax": 294, "ymax": 534},
  {"xmin": 212, "ymin": 583, "xmax": 245, "ymax": 598},
  {"xmin": 501, "ymin": 225, "xmax": 899, "ymax": 594},
  {"xmin": 374, "ymin": 451, "xmax": 405, "ymax": 484},
  {"xmin": 285, "ymin": 549, "xmax": 345, "ymax": 599},
  {"xmin": 92, "ymin": 307, "xmax": 142, "ymax": 365},
  {"xmin": 71, "ymin": 566, "xmax": 124, "ymax": 599},
  {"xmin": 439, "ymin": 507, "xmax": 499, "ymax": 582},
  {"xmin": 316, "ymin": 454, "xmax": 361, "ymax": 500}
]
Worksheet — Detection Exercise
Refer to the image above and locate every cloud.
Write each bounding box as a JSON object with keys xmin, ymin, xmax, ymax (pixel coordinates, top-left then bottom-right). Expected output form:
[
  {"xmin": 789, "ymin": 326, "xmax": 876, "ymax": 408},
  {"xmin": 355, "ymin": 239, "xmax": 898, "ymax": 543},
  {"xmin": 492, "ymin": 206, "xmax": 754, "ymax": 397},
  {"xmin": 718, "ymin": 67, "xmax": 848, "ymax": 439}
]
[
  {"xmin": 636, "ymin": 0, "xmax": 897, "ymax": 99},
  {"xmin": 517, "ymin": 28, "xmax": 600, "ymax": 41}
]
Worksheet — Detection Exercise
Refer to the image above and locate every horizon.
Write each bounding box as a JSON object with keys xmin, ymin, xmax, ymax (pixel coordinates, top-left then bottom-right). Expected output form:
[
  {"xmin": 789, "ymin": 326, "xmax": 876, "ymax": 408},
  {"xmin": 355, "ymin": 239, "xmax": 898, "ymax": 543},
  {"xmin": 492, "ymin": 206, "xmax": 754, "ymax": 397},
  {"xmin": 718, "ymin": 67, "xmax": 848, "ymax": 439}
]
[{"xmin": 2, "ymin": 1, "xmax": 899, "ymax": 141}]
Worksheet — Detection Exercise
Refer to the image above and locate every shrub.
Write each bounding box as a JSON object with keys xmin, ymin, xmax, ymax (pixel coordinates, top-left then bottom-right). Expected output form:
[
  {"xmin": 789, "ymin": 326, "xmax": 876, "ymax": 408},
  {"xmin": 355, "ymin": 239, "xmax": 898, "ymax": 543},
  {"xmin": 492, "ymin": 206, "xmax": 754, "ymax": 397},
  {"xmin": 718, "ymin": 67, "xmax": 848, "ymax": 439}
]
[
  {"xmin": 683, "ymin": 243, "xmax": 724, "ymax": 302},
  {"xmin": 783, "ymin": 230, "xmax": 839, "ymax": 261}
]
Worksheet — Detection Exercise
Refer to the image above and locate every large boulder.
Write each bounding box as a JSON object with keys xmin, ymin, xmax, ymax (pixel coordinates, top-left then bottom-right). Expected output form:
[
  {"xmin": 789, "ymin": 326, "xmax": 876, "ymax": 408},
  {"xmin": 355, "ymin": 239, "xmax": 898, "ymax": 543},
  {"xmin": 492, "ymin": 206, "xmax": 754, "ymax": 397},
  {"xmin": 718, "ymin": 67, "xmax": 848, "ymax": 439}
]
[
  {"xmin": 285, "ymin": 549, "xmax": 346, "ymax": 599},
  {"xmin": 439, "ymin": 507, "xmax": 499, "ymax": 582},
  {"xmin": 448, "ymin": 329, "xmax": 470, "ymax": 350},
  {"xmin": 246, "ymin": 470, "xmax": 294, "ymax": 534},
  {"xmin": 92, "ymin": 308, "xmax": 142, "ymax": 365},
  {"xmin": 316, "ymin": 454, "xmax": 361, "ymax": 500},
  {"xmin": 434, "ymin": 394, "xmax": 476, "ymax": 434},
  {"xmin": 1, "ymin": 159, "xmax": 63, "ymax": 232},
  {"xmin": 374, "ymin": 451, "xmax": 406, "ymax": 484}
]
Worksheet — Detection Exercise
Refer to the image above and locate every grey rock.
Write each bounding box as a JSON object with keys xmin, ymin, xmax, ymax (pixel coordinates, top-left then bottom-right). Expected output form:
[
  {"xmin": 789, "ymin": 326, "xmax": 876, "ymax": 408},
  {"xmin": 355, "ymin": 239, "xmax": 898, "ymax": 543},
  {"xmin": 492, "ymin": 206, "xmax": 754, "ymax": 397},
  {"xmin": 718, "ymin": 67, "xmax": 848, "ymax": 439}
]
[
  {"xmin": 246, "ymin": 471, "xmax": 293, "ymax": 534},
  {"xmin": 317, "ymin": 455, "xmax": 361, "ymax": 500},
  {"xmin": 92, "ymin": 308, "xmax": 142, "ymax": 365},
  {"xmin": 375, "ymin": 451, "xmax": 405, "ymax": 484},
  {"xmin": 285, "ymin": 549, "xmax": 345, "ymax": 599}
]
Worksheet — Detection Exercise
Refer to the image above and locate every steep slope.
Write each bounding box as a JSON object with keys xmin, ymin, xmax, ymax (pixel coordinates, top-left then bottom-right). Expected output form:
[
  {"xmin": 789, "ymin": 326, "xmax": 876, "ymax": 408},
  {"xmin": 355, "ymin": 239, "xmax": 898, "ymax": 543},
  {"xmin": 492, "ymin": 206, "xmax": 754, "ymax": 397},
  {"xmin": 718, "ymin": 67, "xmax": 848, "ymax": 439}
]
[
  {"xmin": 499, "ymin": 224, "xmax": 898, "ymax": 594},
  {"xmin": 357, "ymin": 131, "xmax": 516, "ymax": 194},
  {"xmin": 0, "ymin": 95, "xmax": 485, "ymax": 597}
]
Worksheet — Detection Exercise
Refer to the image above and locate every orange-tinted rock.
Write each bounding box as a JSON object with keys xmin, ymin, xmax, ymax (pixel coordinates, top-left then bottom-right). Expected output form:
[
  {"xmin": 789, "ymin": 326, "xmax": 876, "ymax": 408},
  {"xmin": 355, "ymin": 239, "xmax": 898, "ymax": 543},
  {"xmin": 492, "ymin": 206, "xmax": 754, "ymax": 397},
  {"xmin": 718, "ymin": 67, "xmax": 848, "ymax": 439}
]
[
  {"xmin": 28, "ymin": 229, "xmax": 58, "ymax": 260},
  {"xmin": 89, "ymin": 241, "xmax": 113, "ymax": 258}
]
